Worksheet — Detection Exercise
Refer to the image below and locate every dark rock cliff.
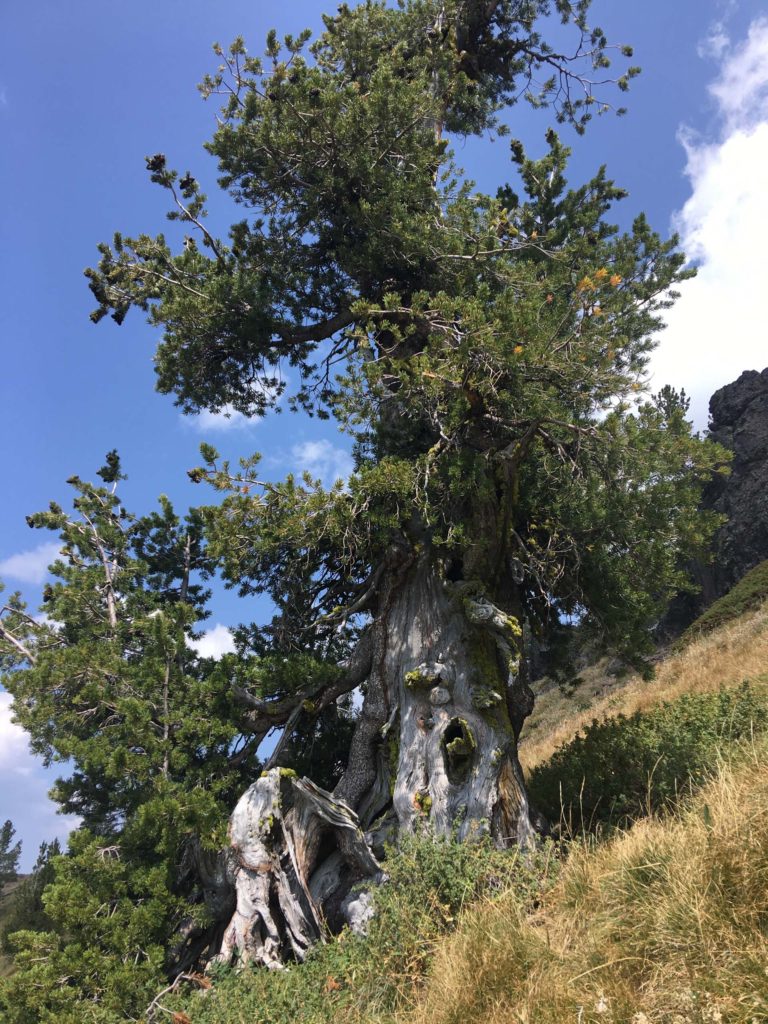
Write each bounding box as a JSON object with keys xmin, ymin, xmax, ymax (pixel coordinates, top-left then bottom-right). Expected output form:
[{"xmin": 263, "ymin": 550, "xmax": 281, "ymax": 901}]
[
  {"xmin": 703, "ymin": 368, "xmax": 768, "ymax": 600},
  {"xmin": 659, "ymin": 368, "xmax": 768, "ymax": 638},
  {"xmin": 662, "ymin": 368, "xmax": 768, "ymax": 636}
]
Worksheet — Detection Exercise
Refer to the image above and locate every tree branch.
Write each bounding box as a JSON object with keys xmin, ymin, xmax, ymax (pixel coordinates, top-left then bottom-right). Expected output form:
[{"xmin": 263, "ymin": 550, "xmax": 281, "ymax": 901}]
[
  {"xmin": 79, "ymin": 512, "xmax": 118, "ymax": 630},
  {"xmin": 0, "ymin": 616, "xmax": 37, "ymax": 665},
  {"xmin": 231, "ymin": 629, "xmax": 373, "ymax": 727},
  {"xmin": 275, "ymin": 310, "xmax": 354, "ymax": 346}
]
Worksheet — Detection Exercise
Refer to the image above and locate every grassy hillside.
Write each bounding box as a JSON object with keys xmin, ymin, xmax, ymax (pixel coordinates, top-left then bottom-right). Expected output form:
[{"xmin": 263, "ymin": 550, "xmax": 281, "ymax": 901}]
[
  {"xmin": 169, "ymin": 598, "xmax": 768, "ymax": 1024},
  {"xmin": 519, "ymin": 595, "xmax": 768, "ymax": 772},
  {"xmin": 676, "ymin": 558, "xmax": 768, "ymax": 648},
  {"xmin": 408, "ymin": 741, "xmax": 768, "ymax": 1023},
  {"xmin": 528, "ymin": 680, "xmax": 768, "ymax": 832}
]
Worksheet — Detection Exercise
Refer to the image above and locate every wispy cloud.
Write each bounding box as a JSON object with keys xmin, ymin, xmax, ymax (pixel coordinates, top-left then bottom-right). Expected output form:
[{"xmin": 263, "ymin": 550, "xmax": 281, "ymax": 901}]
[
  {"xmin": 709, "ymin": 17, "xmax": 768, "ymax": 130},
  {"xmin": 184, "ymin": 405, "xmax": 260, "ymax": 432},
  {"xmin": 188, "ymin": 623, "xmax": 236, "ymax": 659},
  {"xmin": 698, "ymin": 26, "xmax": 730, "ymax": 60},
  {"xmin": 697, "ymin": 0, "xmax": 738, "ymax": 59},
  {"xmin": 0, "ymin": 86, "xmax": 8, "ymax": 108},
  {"xmin": 292, "ymin": 439, "xmax": 354, "ymax": 486},
  {"xmin": 650, "ymin": 17, "xmax": 768, "ymax": 429},
  {"xmin": 0, "ymin": 541, "xmax": 60, "ymax": 585}
]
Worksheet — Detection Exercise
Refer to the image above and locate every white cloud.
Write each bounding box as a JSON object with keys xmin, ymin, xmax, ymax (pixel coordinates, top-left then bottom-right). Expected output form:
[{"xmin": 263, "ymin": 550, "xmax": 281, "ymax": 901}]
[
  {"xmin": 649, "ymin": 17, "xmax": 768, "ymax": 430},
  {"xmin": 188, "ymin": 623, "xmax": 236, "ymax": 659},
  {"xmin": 0, "ymin": 691, "xmax": 33, "ymax": 775},
  {"xmin": 292, "ymin": 439, "xmax": 354, "ymax": 486},
  {"xmin": 0, "ymin": 692, "xmax": 79, "ymax": 869},
  {"xmin": 697, "ymin": 2, "xmax": 738, "ymax": 61},
  {"xmin": 709, "ymin": 17, "xmax": 768, "ymax": 130},
  {"xmin": 698, "ymin": 26, "xmax": 730, "ymax": 60},
  {"xmin": 185, "ymin": 404, "xmax": 260, "ymax": 432},
  {"xmin": 0, "ymin": 541, "xmax": 60, "ymax": 585}
]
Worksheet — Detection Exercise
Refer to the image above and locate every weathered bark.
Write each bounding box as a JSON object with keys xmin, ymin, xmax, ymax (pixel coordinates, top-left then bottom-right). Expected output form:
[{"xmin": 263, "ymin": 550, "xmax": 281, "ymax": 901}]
[
  {"xmin": 371, "ymin": 556, "xmax": 533, "ymax": 845},
  {"xmin": 170, "ymin": 841, "xmax": 237, "ymax": 974},
  {"xmin": 215, "ymin": 768, "xmax": 383, "ymax": 968},
  {"xmin": 214, "ymin": 546, "xmax": 535, "ymax": 967}
]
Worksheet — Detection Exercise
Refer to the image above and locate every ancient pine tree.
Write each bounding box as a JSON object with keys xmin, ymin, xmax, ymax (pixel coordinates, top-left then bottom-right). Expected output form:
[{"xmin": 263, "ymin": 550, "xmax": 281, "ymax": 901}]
[{"xmin": 84, "ymin": 0, "xmax": 722, "ymax": 966}]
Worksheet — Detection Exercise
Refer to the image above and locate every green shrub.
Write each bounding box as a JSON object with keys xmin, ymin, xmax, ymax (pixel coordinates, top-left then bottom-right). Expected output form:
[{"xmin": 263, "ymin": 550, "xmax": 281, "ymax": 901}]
[
  {"xmin": 677, "ymin": 558, "xmax": 768, "ymax": 648},
  {"xmin": 168, "ymin": 831, "xmax": 559, "ymax": 1024},
  {"xmin": 528, "ymin": 681, "xmax": 768, "ymax": 833}
]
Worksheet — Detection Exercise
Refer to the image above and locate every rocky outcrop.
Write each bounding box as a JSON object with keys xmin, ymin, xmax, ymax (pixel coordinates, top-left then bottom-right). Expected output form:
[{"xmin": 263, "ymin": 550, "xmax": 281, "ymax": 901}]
[
  {"xmin": 703, "ymin": 368, "xmax": 768, "ymax": 601},
  {"xmin": 658, "ymin": 368, "xmax": 768, "ymax": 637}
]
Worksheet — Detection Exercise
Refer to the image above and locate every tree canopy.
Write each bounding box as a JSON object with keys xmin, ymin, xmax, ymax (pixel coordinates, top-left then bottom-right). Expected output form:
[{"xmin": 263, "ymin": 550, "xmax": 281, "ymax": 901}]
[{"xmin": 85, "ymin": 0, "xmax": 718, "ymax": 665}]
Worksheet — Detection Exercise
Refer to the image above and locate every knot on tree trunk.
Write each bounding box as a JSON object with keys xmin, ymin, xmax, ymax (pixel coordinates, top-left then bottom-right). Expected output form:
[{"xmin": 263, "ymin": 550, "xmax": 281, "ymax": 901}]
[{"xmin": 215, "ymin": 768, "xmax": 383, "ymax": 969}]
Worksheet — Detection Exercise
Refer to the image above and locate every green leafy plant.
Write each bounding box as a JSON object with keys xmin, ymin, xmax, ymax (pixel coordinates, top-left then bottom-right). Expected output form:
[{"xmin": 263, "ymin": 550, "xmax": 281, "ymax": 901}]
[
  {"xmin": 167, "ymin": 830, "xmax": 559, "ymax": 1024},
  {"xmin": 528, "ymin": 681, "xmax": 768, "ymax": 831}
]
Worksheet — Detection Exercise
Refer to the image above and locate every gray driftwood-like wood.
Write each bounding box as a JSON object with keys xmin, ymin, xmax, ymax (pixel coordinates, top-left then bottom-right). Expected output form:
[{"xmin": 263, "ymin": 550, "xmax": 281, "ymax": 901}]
[
  {"xmin": 216, "ymin": 768, "xmax": 383, "ymax": 969},
  {"xmin": 392, "ymin": 569, "xmax": 533, "ymax": 845}
]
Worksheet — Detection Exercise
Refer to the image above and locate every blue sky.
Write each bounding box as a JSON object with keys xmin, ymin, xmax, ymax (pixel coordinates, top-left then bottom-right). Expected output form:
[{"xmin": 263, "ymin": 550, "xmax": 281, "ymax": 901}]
[{"xmin": 1, "ymin": 0, "xmax": 767, "ymax": 868}]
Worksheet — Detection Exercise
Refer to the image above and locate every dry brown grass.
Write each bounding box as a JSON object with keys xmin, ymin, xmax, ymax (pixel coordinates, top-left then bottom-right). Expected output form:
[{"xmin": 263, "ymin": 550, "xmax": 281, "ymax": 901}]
[
  {"xmin": 405, "ymin": 742, "xmax": 768, "ymax": 1024},
  {"xmin": 520, "ymin": 600, "xmax": 768, "ymax": 774}
]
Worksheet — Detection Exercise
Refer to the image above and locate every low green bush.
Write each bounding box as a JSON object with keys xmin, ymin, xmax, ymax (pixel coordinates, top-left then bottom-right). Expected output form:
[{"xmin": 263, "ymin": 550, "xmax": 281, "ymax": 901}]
[
  {"xmin": 677, "ymin": 558, "xmax": 768, "ymax": 648},
  {"xmin": 528, "ymin": 681, "xmax": 768, "ymax": 833},
  {"xmin": 168, "ymin": 831, "xmax": 559, "ymax": 1024}
]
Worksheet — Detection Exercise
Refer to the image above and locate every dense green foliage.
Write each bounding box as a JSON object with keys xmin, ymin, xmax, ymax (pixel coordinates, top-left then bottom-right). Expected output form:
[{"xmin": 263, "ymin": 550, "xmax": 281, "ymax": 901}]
[
  {"xmin": 86, "ymin": 0, "xmax": 725, "ymax": 668},
  {"xmin": 167, "ymin": 831, "xmax": 558, "ymax": 1024},
  {"xmin": 0, "ymin": 461, "xmax": 258, "ymax": 1021},
  {"xmin": 678, "ymin": 558, "xmax": 768, "ymax": 648},
  {"xmin": 528, "ymin": 681, "xmax": 768, "ymax": 830}
]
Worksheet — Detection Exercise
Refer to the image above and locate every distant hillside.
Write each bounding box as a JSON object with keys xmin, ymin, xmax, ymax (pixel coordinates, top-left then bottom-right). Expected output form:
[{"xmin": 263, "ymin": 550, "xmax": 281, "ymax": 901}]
[{"xmin": 0, "ymin": 877, "xmax": 30, "ymax": 978}]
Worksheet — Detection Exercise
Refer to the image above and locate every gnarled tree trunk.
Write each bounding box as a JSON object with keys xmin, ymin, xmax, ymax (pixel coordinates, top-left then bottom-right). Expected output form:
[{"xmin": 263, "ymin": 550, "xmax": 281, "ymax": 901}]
[
  {"xmin": 215, "ymin": 545, "xmax": 535, "ymax": 968},
  {"xmin": 215, "ymin": 769, "xmax": 384, "ymax": 968},
  {"xmin": 362, "ymin": 554, "xmax": 532, "ymax": 845}
]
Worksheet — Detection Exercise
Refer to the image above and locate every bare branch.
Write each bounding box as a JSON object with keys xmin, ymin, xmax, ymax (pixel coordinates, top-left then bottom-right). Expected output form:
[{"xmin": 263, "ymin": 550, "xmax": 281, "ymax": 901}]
[
  {"xmin": 167, "ymin": 179, "xmax": 223, "ymax": 260},
  {"xmin": 275, "ymin": 310, "xmax": 354, "ymax": 346},
  {"xmin": 79, "ymin": 511, "xmax": 118, "ymax": 630},
  {"xmin": 0, "ymin": 615, "xmax": 37, "ymax": 665},
  {"xmin": 231, "ymin": 629, "xmax": 373, "ymax": 730}
]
